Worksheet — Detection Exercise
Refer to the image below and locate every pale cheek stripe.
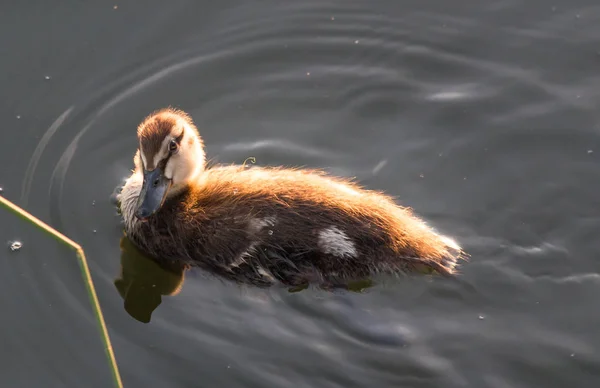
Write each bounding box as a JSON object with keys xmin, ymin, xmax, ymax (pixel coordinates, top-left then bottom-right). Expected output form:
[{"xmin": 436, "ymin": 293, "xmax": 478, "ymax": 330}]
[{"xmin": 140, "ymin": 152, "xmax": 148, "ymax": 169}]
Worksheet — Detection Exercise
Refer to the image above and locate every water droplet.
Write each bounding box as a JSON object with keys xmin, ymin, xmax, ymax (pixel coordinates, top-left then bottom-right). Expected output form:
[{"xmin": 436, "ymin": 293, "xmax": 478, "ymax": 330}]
[
  {"xmin": 419, "ymin": 174, "xmax": 424, "ymax": 178},
  {"xmin": 92, "ymin": 200, "xmax": 96, "ymax": 206},
  {"xmin": 93, "ymin": 229, "xmax": 97, "ymax": 233},
  {"xmin": 268, "ymin": 230, "xmax": 273, "ymax": 235},
  {"xmin": 570, "ymin": 353, "xmax": 575, "ymax": 357},
  {"xmin": 152, "ymin": 284, "xmax": 156, "ymax": 288},
  {"xmin": 354, "ymin": 40, "xmax": 360, "ymax": 44},
  {"xmin": 306, "ymin": 72, "xmax": 310, "ymax": 76},
  {"xmin": 113, "ymin": 5, "xmax": 118, "ymax": 9},
  {"xmin": 16, "ymin": 115, "xmax": 21, "ymax": 119},
  {"xmin": 0, "ymin": 187, "xmax": 3, "ymax": 193},
  {"xmin": 44, "ymin": 75, "xmax": 51, "ymax": 80},
  {"xmin": 10, "ymin": 241, "xmax": 22, "ymax": 251},
  {"xmin": 227, "ymin": 365, "xmax": 231, "ymax": 369},
  {"xmin": 331, "ymin": 16, "xmax": 335, "ymax": 21},
  {"xmin": 478, "ymin": 315, "xmax": 485, "ymax": 320},
  {"xmin": 587, "ymin": 150, "xmax": 593, "ymax": 154}
]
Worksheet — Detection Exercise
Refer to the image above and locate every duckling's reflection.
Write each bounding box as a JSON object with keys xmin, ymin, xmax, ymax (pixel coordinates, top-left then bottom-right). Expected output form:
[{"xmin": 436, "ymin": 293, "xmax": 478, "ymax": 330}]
[{"xmin": 114, "ymin": 236, "xmax": 186, "ymax": 323}]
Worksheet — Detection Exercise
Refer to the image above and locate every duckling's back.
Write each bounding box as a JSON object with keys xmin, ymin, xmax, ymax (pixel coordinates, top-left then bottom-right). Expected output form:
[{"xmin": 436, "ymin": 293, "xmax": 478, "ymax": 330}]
[{"xmin": 123, "ymin": 165, "xmax": 464, "ymax": 287}]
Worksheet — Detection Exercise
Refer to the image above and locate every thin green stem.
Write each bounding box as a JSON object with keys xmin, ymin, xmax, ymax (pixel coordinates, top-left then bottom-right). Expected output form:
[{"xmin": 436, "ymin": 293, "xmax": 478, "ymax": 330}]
[{"xmin": 0, "ymin": 195, "xmax": 123, "ymax": 388}]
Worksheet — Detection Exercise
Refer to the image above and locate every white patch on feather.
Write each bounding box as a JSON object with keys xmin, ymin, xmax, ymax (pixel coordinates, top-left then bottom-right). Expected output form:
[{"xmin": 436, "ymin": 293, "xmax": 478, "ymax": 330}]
[
  {"xmin": 318, "ymin": 226, "xmax": 357, "ymax": 258},
  {"xmin": 248, "ymin": 216, "xmax": 277, "ymax": 234},
  {"xmin": 256, "ymin": 266, "xmax": 275, "ymax": 282},
  {"xmin": 230, "ymin": 242, "xmax": 258, "ymax": 268}
]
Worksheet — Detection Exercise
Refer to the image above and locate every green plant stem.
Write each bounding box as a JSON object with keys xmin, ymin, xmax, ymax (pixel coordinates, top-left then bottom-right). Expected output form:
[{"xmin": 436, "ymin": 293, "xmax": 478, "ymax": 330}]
[{"xmin": 0, "ymin": 195, "xmax": 123, "ymax": 388}]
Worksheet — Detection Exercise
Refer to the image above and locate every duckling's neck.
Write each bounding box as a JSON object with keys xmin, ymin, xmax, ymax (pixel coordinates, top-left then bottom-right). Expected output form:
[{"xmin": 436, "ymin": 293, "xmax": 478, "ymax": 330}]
[
  {"xmin": 170, "ymin": 169, "xmax": 203, "ymax": 197},
  {"xmin": 167, "ymin": 132, "xmax": 206, "ymax": 196}
]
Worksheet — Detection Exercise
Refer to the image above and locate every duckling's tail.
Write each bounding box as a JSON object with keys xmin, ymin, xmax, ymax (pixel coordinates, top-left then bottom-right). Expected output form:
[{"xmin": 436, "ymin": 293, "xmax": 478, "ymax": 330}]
[
  {"xmin": 409, "ymin": 235, "xmax": 466, "ymax": 276},
  {"xmin": 435, "ymin": 235, "xmax": 466, "ymax": 275}
]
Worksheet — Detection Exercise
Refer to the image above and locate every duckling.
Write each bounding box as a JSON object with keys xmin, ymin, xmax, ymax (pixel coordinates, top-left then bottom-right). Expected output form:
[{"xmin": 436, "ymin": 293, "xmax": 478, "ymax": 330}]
[{"xmin": 117, "ymin": 108, "xmax": 465, "ymax": 287}]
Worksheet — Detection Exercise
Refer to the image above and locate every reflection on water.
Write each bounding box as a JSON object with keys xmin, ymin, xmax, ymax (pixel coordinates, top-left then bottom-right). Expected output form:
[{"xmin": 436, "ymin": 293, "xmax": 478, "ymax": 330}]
[{"xmin": 114, "ymin": 236, "xmax": 185, "ymax": 323}]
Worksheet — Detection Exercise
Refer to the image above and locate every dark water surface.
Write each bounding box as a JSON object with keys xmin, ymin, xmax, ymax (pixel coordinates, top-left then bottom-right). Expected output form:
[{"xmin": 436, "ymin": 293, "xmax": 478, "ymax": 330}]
[{"xmin": 2, "ymin": 0, "xmax": 600, "ymax": 387}]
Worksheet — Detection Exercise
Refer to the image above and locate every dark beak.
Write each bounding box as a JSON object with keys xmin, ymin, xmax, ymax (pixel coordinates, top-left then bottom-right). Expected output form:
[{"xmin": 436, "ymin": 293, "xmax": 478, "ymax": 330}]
[{"xmin": 135, "ymin": 169, "xmax": 172, "ymax": 220}]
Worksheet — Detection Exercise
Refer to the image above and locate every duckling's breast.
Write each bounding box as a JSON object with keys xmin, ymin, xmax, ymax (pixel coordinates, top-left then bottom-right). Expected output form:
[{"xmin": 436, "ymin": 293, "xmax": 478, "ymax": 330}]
[{"xmin": 117, "ymin": 172, "xmax": 143, "ymax": 238}]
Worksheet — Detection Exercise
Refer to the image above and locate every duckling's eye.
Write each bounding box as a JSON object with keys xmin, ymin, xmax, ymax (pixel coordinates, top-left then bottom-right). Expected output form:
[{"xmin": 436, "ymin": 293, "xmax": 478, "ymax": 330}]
[{"xmin": 169, "ymin": 139, "xmax": 178, "ymax": 153}]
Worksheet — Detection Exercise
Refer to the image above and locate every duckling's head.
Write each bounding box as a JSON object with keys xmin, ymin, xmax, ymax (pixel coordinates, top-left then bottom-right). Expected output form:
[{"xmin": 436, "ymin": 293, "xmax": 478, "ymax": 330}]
[{"xmin": 134, "ymin": 108, "xmax": 205, "ymax": 220}]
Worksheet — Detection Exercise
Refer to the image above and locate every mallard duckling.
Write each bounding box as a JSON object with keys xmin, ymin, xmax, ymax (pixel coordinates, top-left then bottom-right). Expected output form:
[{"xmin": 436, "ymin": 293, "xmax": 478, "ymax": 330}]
[{"xmin": 117, "ymin": 108, "xmax": 464, "ymax": 287}]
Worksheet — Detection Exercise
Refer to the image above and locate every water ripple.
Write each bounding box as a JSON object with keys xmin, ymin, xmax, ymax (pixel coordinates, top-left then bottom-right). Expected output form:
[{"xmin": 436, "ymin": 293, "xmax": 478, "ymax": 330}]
[
  {"xmin": 13, "ymin": 2, "xmax": 598, "ymax": 387},
  {"xmin": 222, "ymin": 139, "xmax": 335, "ymax": 158},
  {"xmin": 21, "ymin": 107, "xmax": 73, "ymax": 207}
]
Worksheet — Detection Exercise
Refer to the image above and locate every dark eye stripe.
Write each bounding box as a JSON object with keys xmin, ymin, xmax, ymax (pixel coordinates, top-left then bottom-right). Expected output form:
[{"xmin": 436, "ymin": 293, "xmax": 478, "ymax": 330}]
[
  {"xmin": 174, "ymin": 131, "xmax": 184, "ymax": 144},
  {"xmin": 157, "ymin": 131, "xmax": 184, "ymax": 170},
  {"xmin": 157, "ymin": 156, "xmax": 169, "ymax": 170}
]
